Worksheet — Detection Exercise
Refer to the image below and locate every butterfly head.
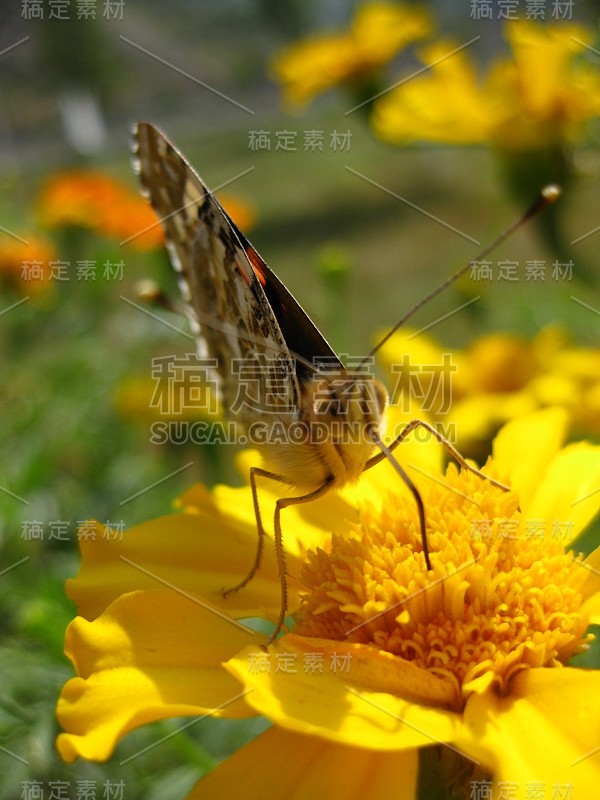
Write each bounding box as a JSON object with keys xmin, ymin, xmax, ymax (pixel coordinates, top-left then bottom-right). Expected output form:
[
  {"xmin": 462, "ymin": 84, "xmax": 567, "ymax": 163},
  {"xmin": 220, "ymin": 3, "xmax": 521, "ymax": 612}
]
[{"xmin": 306, "ymin": 370, "xmax": 388, "ymax": 482}]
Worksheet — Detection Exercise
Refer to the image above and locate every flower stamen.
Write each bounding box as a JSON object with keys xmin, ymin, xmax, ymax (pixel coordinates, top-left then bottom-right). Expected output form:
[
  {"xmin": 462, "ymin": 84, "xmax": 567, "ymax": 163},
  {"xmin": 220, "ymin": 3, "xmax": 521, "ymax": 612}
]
[{"xmin": 297, "ymin": 464, "xmax": 591, "ymax": 702}]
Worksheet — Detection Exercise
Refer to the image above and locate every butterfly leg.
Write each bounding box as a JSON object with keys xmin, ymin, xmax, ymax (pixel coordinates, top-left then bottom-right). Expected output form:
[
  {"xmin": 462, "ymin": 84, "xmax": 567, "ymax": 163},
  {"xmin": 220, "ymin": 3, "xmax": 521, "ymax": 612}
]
[
  {"xmin": 223, "ymin": 466, "xmax": 284, "ymax": 597},
  {"xmin": 365, "ymin": 418, "xmax": 510, "ymax": 493},
  {"xmin": 265, "ymin": 477, "xmax": 335, "ymax": 648}
]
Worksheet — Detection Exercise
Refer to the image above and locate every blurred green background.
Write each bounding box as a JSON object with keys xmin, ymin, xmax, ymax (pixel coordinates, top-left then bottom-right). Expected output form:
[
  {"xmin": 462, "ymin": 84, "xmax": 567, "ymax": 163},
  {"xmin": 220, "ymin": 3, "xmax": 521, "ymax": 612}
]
[{"xmin": 1, "ymin": 2, "xmax": 599, "ymax": 798}]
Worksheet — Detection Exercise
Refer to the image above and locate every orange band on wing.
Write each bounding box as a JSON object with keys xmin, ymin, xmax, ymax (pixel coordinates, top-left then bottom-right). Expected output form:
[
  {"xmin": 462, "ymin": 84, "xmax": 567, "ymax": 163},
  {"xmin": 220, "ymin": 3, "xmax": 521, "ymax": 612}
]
[{"xmin": 247, "ymin": 246, "xmax": 268, "ymax": 287}]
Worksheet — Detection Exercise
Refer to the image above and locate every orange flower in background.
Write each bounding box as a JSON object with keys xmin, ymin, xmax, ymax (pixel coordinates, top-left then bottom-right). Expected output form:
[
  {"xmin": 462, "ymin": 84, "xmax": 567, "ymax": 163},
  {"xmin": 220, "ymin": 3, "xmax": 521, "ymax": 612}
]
[
  {"xmin": 37, "ymin": 171, "xmax": 255, "ymax": 250},
  {"xmin": 38, "ymin": 170, "xmax": 165, "ymax": 250},
  {"xmin": 217, "ymin": 193, "xmax": 256, "ymax": 232},
  {"xmin": 0, "ymin": 233, "xmax": 56, "ymax": 294}
]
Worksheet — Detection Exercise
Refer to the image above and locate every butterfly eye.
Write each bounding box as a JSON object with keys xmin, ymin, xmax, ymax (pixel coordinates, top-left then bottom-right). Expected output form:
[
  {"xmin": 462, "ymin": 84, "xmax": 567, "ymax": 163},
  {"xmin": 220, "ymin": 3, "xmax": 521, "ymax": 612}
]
[
  {"xmin": 371, "ymin": 381, "xmax": 388, "ymax": 418},
  {"xmin": 365, "ymin": 421, "xmax": 379, "ymax": 441},
  {"xmin": 313, "ymin": 390, "xmax": 340, "ymax": 417}
]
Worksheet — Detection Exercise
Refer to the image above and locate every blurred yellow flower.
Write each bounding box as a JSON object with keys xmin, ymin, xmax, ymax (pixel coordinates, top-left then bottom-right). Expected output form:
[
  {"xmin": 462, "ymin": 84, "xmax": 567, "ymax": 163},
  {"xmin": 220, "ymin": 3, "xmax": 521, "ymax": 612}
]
[
  {"xmin": 0, "ymin": 234, "xmax": 56, "ymax": 294},
  {"xmin": 490, "ymin": 20, "xmax": 600, "ymax": 150},
  {"xmin": 374, "ymin": 38, "xmax": 497, "ymax": 144},
  {"xmin": 374, "ymin": 21, "xmax": 600, "ymax": 150},
  {"xmin": 115, "ymin": 373, "xmax": 221, "ymax": 424},
  {"xmin": 378, "ymin": 326, "xmax": 600, "ymax": 460},
  {"xmin": 56, "ymin": 410, "xmax": 600, "ymax": 797},
  {"xmin": 271, "ymin": 2, "xmax": 431, "ymax": 108}
]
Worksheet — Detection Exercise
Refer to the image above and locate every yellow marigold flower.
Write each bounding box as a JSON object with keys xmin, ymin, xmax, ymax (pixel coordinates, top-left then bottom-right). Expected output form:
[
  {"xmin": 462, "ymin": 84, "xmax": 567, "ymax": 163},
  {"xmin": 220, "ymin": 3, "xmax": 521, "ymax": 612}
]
[
  {"xmin": 373, "ymin": 39, "xmax": 498, "ymax": 144},
  {"xmin": 378, "ymin": 327, "xmax": 600, "ymax": 459},
  {"xmin": 374, "ymin": 21, "xmax": 600, "ymax": 149},
  {"xmin": 0, "ymin": 233, "xmax": 56, "ymax": 294},
  {"xmin": 271, "ymin": 2, "xmax": 431, "ymax": 108},
  {"xmin": 57, "ymin": 409, "xmax": 600, "ymax": 797},
  {"xmin": 114, "ymin": 374, "xmax": 222, "ymax": 425},
  {"xmin": 462, "ymin": 332, "xmax": 537, "ymax": 393},
  {"xmin": 490, "ymin": 20, "xmax": 600, "ymax": 150}
]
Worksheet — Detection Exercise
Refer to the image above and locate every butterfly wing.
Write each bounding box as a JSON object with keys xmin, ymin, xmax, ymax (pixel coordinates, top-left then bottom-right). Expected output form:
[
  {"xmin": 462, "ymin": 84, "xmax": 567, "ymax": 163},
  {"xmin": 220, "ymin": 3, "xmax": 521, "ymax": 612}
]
[
  {"xmin": 134, "ymin": 121, "xmax": 322, "ymax": 424},
  {"xmin": 221, "ymin": 218, "xmax": 344, "ymax": 383}
]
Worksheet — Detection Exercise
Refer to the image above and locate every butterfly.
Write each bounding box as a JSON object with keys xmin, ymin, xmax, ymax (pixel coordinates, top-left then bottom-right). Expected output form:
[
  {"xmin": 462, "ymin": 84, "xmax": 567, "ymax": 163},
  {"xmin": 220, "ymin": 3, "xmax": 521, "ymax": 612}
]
[{"xmin": 132, "ymin": 122, "xmax": 551, "ymax": 645}]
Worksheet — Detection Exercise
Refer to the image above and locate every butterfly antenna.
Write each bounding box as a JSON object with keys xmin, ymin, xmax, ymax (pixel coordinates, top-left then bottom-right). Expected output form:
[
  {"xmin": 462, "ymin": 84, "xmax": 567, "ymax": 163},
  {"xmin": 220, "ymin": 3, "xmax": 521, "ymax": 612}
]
[
  {"xmin": 363, "ymin": 184, "xmax": 561, "ymax": 365},
  {"xmin": 135, "ymin": 279, "xmax": 186, "ymax": 315}
]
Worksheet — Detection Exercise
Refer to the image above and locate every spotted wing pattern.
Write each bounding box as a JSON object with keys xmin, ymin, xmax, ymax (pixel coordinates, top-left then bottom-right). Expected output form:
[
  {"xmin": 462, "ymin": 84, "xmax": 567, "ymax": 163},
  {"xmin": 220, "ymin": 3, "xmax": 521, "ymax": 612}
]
[{"xmin": 133, "ymin": 121, "xmax": 304, "ymax": 424}]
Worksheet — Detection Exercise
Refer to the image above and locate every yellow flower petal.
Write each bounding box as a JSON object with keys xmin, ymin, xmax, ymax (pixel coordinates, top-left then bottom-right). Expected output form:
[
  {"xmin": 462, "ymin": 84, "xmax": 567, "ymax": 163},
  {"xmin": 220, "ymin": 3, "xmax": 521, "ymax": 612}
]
[
  {"xmin": 69, "ymin": 515, "xmax": 283, "ymax": 621},
  {"xmin": 174, "ymin": 482, "xmax": 215, "ymax": 513},
  {"xmin": 373, "ymin": 39, "xmax": 495, "ymax": 144},
  {"xmin": 578, "ymin": 547, "xmax": 600, "ymax": 621},
  {"xmin": 466, "ymin": 333, "xmax": 537, "ymax": 393},
  {"xmin": 351, "ymin": 2, "xmax": 431, "ymax": 63},
  {"xmin": 494, "ymin": 21, "xmax": 600, "ymax": 148},
  {"xmin": 212, "ymin": 479, "xmax": 354, "ymax": 558},
  {"xmin": 271, "ymin": 2, "xmax": 431, "ymax": 108},
  {"xmin": 57, "ymin": 590, "xmax": 256, "ymax": 762},
  {"xmin": 225, "ymin": 636, "xmax": 460, "ymax": 751},
  {"xmin": 581, "ymin": 593, "xmax": 600, "ymax": 625},
  {"xmin": 450, "ymin": 392, "xmax": 538, "ymax": 451},
  {"xmin": 187, "ymin": 725, "xmax": 418, "ymax": 800},
  {"xmin": 375, "ymin": 19, "xmax": 600, "ymax": 150},
  {"xmin": 491, "ymin": 407, "xmax": 569, "ymax": 505},
  {"xmin": 526, "ymin": 441, "xmax": 600, "ymax": 541},
  {"xmin": 456, "ymin": 668, "xmax": 600, "ymax": 789}
]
